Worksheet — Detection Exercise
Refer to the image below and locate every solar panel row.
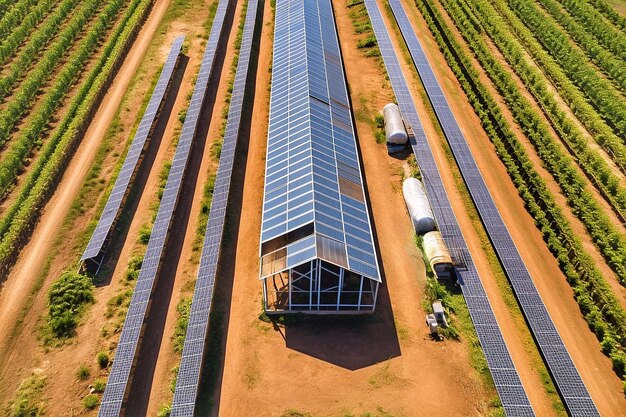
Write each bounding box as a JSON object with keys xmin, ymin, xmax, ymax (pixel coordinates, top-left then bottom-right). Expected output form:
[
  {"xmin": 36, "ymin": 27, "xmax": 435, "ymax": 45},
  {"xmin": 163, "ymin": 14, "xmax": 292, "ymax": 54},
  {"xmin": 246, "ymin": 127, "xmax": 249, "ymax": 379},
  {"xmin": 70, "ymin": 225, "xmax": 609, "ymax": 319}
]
[
  {"xmin": 387, "ymin": 1, "xmax": 598, "ymax": 415},
  {"xmin": 81, "ymin": 36, "xmax": 185, "ymax": 269},
  {"xmin": 169, "ymin": 0, "xmax": 259, "ymax": 414},
  {"xmin": 97, "ymin": 1, "xmax": 233, "ymax": 415},
  {"xmin": 363, "ymin": 1, "xmax": 534, "ymax": 415}
]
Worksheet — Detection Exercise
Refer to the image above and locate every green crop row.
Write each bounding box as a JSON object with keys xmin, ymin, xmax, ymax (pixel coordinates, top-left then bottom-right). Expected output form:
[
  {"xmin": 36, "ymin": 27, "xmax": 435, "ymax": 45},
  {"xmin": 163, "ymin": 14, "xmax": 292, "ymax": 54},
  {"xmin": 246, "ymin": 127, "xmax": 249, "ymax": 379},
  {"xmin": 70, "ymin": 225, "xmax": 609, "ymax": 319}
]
[
  {"xmin": 0, "ymin": 0, "xmax": 127, "ymax": 198},
  {"xmin": 0, "ymin": 0, "xmax": 56, "ymax": 67},
  {"xmin": 505, "ymin": 0, "xmax": 626, "ymax": 138},
  {"xmin": 558, "ymin": 0, "xmax": 626, "ymax": 62},
  {"xmin": 0, "ymin": 0, "xmax": 153, "ymax": 276},
  {"xmin": 0, "ymin": 0, "xmax": 81, "ymax": 101},
  {"xmin": 485, "ymin": 0, "xmax": 626, "ymax": 177},
  {"xmin": 414, "ymin": 0, "xmax": 626, "ymax": 382},
  {"xmin": 459, "ymin": 0, "xmax": 626, "ymax": 220},
  {"xmin": 0, "ymin": 0, "xmax": 14, "ymax": 21},
  {"xmin": 0, "ymin": 0, "xmax": 105, "ymax": 148},
  {"xmin": 587, "ymin": 0, "xmax": 626, "ymax": 31},
  {"xmin": 0, "ymin": 0, "xmax": 39, "ymax": 40},
  {"xmin": 536, "ymin": 0, "xmax": 626, "ymax": 93},
  {"xmin": 441, "ymin": 0, "xmax": 626, "ymax": 283}
]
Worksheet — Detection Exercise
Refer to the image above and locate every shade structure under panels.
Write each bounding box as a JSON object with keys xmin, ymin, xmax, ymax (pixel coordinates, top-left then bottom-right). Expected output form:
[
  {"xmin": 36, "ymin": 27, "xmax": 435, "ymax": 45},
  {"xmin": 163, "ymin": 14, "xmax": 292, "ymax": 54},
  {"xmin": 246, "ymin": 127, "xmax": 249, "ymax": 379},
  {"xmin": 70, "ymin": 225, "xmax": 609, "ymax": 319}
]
[{"xmin": 260, "ymin": 0, "xmax": 381, "ymax": 314}]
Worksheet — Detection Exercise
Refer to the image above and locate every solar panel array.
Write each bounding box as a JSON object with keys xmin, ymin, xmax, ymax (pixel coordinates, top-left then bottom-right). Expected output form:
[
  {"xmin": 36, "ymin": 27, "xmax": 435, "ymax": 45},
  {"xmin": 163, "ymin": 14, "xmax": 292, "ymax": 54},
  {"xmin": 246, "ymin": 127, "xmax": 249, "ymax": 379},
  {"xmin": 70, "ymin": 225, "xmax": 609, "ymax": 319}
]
[
  {"xmin": 97, "ymin": 1, "xmax": 232, "ymax": 415},
  {"xmin": 387, "ymin": 1, "xmax": 598, "ymax": 414},
  {"xmin": 81, "ymin": 36, "xmax": 185, "ymax": 268},
  {"xmin": 169, "ymin": 0, "xmax": 259, "ymax": 414},
  {"xmin": 363, "ymin": 1, "xmax": 534, "ymax": 415},
  {"xmin": 259, "ymin": 0, "xmax": 380, "ymax": 282}
]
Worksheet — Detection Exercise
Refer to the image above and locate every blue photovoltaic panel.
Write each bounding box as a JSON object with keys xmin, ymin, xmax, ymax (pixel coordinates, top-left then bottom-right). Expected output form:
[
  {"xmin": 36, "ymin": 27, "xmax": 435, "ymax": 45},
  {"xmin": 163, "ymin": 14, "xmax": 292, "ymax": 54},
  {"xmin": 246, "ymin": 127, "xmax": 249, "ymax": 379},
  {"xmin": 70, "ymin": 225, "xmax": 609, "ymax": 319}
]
[
  {"xmin": 97, "ymin": 1, "xmax": 232, "ymax": 416},
  {"xmin": 388, "ymin": 1, "xmax": 598, "ymax": 415},
  {"xmin": 81, "ymin": 36, "xmax": 184, "ymax": 265},
  {"xmin": 363, "ymin": 1, "xmax": 534, "ymax": 415},
  {"xmin": 260, "ymin": 0, "xmax": 380, "ymax": 282},
  {"xmin": 169, "ymin": 0, "xmax": 259, "ymax": 415}
]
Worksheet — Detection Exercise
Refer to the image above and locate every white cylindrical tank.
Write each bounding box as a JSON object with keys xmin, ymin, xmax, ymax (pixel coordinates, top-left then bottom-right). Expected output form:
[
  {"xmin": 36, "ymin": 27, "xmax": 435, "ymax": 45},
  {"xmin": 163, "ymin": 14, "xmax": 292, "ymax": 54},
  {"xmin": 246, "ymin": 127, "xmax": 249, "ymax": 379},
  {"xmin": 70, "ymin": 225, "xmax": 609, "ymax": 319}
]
[
  {"xmin": 423, "ymin": 231, "xmax": 453, "ymax": 279},
  {"xmin": 383, "ymin": 103, "xmax": 408, "ymax": 145},
  {"xmin": 403, "ymin": 178, "xmax": 436, "ymax": 234}
]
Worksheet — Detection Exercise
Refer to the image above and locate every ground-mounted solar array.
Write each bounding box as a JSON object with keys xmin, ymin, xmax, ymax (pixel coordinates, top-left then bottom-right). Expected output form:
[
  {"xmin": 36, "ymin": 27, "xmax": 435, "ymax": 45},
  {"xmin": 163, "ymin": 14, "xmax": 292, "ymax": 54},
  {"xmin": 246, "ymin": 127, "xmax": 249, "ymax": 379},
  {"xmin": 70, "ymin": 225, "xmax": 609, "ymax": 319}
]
[
  {"xmin": 387, "ymin": 1, "xmax": 598, "ymax": 415},
  {"xmin": 97, "ymin": 1, "xmax": 232, "ymax": 414},
  {"xmin": 363, "ymin": 1, "xmax": 534, "ymax": 415},
  {"xmin": 81, "ymin": 36, "xmax": 185, "ymax": 272},
  {"xmin": 258, "ymin": 0, "xmax": 382, "ymax": 314},
  {"xmin": 169, "ymin": 0, "xmax": 259, "ymax": 414}
]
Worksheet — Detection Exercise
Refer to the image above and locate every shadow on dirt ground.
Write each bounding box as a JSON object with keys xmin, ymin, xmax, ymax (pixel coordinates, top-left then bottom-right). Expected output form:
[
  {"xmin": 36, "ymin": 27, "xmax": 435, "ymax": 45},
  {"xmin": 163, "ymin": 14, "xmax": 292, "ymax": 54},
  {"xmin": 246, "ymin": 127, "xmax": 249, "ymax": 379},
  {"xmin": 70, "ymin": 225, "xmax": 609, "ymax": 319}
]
[{"xmin": 283, "ymin": 278, "xmax": 401, "ymax": 370}]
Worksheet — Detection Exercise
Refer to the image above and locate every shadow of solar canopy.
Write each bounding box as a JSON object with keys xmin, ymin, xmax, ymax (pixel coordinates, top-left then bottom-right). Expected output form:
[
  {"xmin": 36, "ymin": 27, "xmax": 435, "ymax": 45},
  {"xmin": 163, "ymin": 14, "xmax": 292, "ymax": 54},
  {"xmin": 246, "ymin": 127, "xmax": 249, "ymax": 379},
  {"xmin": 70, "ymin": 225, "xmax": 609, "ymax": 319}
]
[{"xmin": 259, "ymin": 0, "xmax": 381, "ymax": 314}]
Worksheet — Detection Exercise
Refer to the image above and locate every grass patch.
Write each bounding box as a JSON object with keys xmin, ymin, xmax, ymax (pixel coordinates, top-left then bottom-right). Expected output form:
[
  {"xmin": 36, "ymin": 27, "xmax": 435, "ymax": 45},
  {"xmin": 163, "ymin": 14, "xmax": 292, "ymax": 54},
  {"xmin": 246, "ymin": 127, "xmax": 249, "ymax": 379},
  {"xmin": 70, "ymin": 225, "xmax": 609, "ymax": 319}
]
[
  {"xmin": 172, "ymin": 297, "xmax": 192, "ymax": 353},
  {"xmin": 280, "ymin": 410, "xmax": 313, "ymax": 417},
  {"xmin": 342, "ymin": 408, "xmax": 399, "ymax": 417},
  {"xmin": 96, "ymin": 351, "xmax": 110, "ymax": 369},
  {"xmin": 82, "ymin": 394, "xmax": 99, "ymax": 410},
  {"xmin": 191, "ymin": 172, "xmax": 216, "ymax": 254},
  {"xmin": 92, "ymin": 378, "xmax": 106, "ymax": 393},
  {"xmin": 76, "ymin": 364, "xmax": 90, "ymax": 381},
  {"xmin": 5, "ymin": 374, "xmax": 46, "ymax": 417},
  {"xmin": 368, "ymin": 360, "xmax": 400, "ymax": 388},
  {"xmin": 157, "ymin": 404, "xmax": 172, "ymax": 417},
  {"xmin": 44, "ymin": 272, "xmax": 94, "ymax": 342},
  {"xmin": 347, "ymin": 1, "xmax": 383, "ymax": 67},
  {"xmin": 357, "ymin": 36, "xmax": 378, "ymax": 48}
]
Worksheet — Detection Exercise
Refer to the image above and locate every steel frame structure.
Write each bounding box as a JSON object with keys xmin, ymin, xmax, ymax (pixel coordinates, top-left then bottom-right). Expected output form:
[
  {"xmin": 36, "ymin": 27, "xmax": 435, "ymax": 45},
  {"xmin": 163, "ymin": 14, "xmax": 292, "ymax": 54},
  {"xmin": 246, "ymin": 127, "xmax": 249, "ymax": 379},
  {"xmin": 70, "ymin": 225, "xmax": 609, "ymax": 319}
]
[{"xmin": 259, "ymin": 0, "xmax": 382, "ymax": 314}]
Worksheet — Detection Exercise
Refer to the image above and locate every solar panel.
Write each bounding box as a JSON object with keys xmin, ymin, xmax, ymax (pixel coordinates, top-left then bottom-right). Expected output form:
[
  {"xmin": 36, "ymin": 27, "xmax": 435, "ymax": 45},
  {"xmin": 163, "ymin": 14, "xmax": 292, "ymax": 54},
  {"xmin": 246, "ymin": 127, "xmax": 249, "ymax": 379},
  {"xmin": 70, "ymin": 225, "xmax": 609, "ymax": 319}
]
[
  {"xmin": 97, "ymin": 1, "xmax": 233, "ymax": 415},
  {"xmin": 387, "ymin": 1, "xmax": 598, "ymax": 415},
  {"xmin": 363, "ymin": 1, "xmax": 535, "ymax": 415},
  {"xmin": 81, "ymin": 36, "xmax": 185, "ymax": 270},
  {"xmin": 259, "ymin": 0, "xmax": 380, "ymax": 284},
  {"xmin": 169, "ymin": 0, "xmax": 259, "ymax": 414}
]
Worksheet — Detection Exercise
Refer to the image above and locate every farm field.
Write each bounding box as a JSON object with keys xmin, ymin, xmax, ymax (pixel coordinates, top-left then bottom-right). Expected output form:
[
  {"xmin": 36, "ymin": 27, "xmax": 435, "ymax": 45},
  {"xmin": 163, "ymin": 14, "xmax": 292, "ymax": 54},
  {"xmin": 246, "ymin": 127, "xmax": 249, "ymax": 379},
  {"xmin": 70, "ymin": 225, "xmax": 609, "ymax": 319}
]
[{"xmin": 0, "ymin": 0, "xmax": 624, "ymax": 416}]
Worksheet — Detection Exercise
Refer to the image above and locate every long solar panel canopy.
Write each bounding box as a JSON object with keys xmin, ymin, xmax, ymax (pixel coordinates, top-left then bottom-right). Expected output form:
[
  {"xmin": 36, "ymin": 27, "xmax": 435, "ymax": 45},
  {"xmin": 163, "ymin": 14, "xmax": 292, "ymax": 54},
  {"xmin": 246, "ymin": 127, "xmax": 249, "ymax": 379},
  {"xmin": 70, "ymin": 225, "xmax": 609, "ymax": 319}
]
[
  {"xmin": 259, "ymin": 0, "xmax": 381, "ymax": 314},
  {"xmin": 169, "ymin": 0, "xmax": 260, "ymax": 414},
  {"xmin": 81, "ymin": 36, "xmax": 184, "ymax": 272},
  {"xmin": 97, "ymin": 1, "xmax": 232, "ymax": 415},
  {"xmin": 387, "ymin": 1, "xmax": 598, "ymax": 415},
  {"xmin": 363, "ymin": 1, "xmax": 535, "ymax": 415}
]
